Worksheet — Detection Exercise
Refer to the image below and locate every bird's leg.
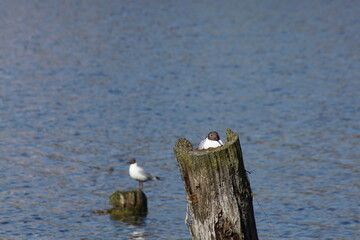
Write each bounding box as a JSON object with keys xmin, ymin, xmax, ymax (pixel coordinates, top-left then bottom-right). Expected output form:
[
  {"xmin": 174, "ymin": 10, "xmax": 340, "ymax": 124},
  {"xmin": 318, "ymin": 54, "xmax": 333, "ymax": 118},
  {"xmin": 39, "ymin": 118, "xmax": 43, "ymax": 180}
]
[{"xmin": 138, "ymin": 181, "xmax": 143, "ymax": 190}]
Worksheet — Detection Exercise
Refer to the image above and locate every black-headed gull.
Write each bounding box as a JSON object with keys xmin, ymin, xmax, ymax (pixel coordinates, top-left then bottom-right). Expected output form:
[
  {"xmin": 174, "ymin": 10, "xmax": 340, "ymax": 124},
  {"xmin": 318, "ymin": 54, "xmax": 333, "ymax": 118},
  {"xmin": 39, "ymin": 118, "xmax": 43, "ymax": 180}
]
[
  {"xmin": 198, "ymin": 131, "xmax": 224, "ymax": 150},
  {"xmin": 127, "ymin": 159, "xmax": 159, "ymax": 189}
]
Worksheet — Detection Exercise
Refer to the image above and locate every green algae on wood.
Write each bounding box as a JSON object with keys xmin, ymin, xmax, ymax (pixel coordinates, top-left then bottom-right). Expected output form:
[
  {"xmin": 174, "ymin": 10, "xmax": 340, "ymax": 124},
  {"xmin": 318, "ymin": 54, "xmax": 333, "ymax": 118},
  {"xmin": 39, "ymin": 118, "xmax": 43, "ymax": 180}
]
[
  {"xmin": 107, "ymin": 189, "xmax": 147, "ymax": 216},
  {"xmin": 174, "ymin": 129, "xmax": 258, "ymax": 240}
]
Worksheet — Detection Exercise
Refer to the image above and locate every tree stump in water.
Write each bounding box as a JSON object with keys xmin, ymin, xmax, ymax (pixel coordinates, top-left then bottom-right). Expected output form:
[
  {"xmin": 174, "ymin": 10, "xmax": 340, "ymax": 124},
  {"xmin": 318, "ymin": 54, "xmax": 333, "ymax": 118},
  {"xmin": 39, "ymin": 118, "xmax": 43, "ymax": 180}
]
[
  {"xmin": 108, "ymin": 189, "xmax": 147, "ymax": 216},
  {"xmin": 174, "ymin": 129, "xmax": 258, "ymax": 240}
]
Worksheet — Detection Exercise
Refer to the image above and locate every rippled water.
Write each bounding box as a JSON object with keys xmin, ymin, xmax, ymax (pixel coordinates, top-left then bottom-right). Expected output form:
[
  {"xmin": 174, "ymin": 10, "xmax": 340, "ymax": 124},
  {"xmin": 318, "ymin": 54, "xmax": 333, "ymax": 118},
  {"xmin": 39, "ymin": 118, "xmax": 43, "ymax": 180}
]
[{"xmin": 1, "ymin": 0, "xmax": 359, "ymax": 239}]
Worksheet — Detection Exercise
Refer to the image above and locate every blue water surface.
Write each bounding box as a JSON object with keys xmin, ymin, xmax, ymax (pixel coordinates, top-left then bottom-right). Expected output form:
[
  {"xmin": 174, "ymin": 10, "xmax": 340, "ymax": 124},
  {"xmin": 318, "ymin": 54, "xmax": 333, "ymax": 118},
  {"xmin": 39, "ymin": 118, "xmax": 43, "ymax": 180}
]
[{"xmin": 0, "ymin": 1, "xmax": 359, "ymax": 239}]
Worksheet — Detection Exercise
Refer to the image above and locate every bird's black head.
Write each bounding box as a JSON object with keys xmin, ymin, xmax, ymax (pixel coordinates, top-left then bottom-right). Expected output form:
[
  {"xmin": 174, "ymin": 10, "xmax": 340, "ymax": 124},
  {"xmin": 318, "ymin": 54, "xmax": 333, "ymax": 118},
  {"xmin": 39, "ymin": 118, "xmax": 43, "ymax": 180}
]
[
  {"xmin": 208, "ymin": 131, "xmax": 220, "ymax": 141},
  {"xmin": 127, "ymin": 158, "xmax": 136, "ymax": 164}
]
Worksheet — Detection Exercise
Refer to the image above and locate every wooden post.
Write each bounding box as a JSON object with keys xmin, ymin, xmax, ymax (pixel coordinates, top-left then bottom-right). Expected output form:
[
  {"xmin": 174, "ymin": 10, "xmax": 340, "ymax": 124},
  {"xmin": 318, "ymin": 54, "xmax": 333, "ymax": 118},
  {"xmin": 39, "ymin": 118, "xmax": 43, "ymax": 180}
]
[
  {"xmin": 108, "ymin": 189, "xmax": 147, "ymax": 216},
  {"xmin": 174, "ymin": 129, "xmax": 258, "ymax": 240}
]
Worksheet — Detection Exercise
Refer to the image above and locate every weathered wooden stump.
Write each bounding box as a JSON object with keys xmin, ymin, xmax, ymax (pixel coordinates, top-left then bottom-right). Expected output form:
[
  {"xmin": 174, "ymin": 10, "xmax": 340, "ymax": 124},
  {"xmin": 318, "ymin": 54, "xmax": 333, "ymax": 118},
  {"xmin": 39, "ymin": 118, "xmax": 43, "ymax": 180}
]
[
  {"xmin": 174, "ymin": 129, "xmax": 258, "ymax": 240},
  {"xmin": 108, "ymin": 189, "xmax": 147, "ymax": 216}
]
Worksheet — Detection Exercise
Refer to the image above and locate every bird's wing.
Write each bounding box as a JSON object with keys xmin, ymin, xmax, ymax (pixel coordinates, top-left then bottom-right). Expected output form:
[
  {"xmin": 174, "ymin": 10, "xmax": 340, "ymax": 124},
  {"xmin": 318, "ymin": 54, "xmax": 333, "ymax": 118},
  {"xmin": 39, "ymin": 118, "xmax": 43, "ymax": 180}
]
[{"xmin": 137, "ymin": 166, "xmax": 154, "ymax": 180}]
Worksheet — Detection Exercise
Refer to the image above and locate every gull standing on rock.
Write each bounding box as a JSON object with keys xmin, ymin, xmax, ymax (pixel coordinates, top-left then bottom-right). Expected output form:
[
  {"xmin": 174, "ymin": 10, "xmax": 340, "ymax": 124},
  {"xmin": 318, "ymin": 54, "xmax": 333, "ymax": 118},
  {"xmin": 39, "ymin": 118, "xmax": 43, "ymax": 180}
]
[
  {"xmin": 127, "ymin": 159, "xmax": 159, "ymax": 189},
  {"xmin": 198, "ymin": 131, "xmax": 224, "ymax": 150}
]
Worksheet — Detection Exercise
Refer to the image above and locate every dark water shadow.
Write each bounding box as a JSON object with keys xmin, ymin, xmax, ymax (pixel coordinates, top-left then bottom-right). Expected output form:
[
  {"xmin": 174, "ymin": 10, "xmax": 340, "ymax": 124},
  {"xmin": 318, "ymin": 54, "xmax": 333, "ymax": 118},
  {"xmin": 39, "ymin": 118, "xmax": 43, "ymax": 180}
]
[{"xmin": 110, "ymin": 214, "xmax": 147, "ymax": 227}]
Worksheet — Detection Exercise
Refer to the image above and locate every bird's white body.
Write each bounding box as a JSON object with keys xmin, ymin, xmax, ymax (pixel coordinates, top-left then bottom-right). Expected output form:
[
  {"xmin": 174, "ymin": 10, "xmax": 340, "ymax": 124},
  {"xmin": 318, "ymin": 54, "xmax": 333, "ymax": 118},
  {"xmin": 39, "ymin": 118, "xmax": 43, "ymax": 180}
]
[
  {"xmin": 198, "ymin": 137, "xmax": 224, "ymax": 150},
  {"xmin": 129, "ymin": 162, "xmax": 157, "ymax": 182}
]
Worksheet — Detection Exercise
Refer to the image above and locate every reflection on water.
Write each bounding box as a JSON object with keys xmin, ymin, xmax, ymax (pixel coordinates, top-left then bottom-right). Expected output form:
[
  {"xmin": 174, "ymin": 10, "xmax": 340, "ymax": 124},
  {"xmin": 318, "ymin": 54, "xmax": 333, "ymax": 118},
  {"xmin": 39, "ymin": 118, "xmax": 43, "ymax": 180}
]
[
  {"xmin": 111, "ymin": 215, "xmax": 148, "ymax": 240},
  {"xmin": 1, "ymin": 0, "xmax": 359, "ymax": 239},
  {"xmin": 110, "ymin": 216, "xmax": 150, "ymax": 240},
  {"xmin": 110, "ymin": 215, "xmax": 147, "ymax": 226}
]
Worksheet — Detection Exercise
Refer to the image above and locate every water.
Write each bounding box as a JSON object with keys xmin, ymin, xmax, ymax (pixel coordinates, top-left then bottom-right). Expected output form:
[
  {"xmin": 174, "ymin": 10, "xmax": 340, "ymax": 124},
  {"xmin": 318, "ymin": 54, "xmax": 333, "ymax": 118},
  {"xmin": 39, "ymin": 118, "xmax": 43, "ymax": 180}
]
[{"xmin": 1, "ymin": 0, "xmax": 359, "ymax": 239}]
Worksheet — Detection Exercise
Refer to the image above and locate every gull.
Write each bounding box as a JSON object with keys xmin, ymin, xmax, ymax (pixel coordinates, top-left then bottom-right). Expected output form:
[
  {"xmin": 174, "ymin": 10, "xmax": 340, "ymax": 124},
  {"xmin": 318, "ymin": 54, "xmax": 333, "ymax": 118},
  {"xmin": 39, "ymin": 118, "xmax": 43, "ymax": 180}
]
[
  {"xmin": 198, "ymin": 131, "xmax": 224, "ymax": 150},
  {"xmin": 127, "ymin": 159, "xmax": 159, "ymax": 189}
]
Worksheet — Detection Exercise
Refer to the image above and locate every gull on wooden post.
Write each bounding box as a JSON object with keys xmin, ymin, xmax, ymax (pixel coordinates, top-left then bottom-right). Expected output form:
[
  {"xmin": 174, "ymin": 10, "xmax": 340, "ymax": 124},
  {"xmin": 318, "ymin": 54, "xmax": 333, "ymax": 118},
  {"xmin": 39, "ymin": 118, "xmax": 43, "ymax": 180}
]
[
  {"xmin": 127, "ymin": 159, "xmax": 159, "ymax": 189},
  {"xmin": 198, "ymin": 131, "xmax": 224, "ymax": 150}
]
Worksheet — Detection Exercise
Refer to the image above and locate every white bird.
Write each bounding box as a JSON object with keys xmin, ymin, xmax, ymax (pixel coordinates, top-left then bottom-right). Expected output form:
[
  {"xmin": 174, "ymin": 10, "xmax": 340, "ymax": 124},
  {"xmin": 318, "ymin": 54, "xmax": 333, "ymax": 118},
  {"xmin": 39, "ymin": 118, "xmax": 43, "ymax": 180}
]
[
  {"xmin": 198, "ymin": 131, "xmax": 224, "ymax": 150},
  {"xmin": 127, "ymin": 159, "xmax": 159, "ymax": 189}
]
